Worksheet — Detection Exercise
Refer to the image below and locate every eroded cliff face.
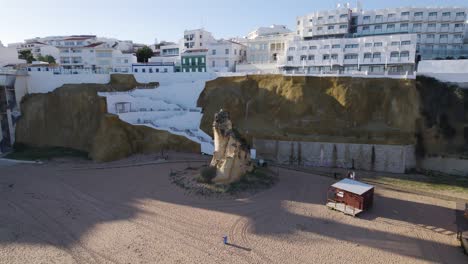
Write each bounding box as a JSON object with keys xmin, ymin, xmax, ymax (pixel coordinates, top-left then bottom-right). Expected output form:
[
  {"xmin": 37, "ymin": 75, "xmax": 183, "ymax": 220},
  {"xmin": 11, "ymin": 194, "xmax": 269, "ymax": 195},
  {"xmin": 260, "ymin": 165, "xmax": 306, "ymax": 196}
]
[
  {"xmin": 210, "ymin": 110, "xmax": 253, "ymax": 184},
  {"xmin": 15, "ymin": 74, "xmax": 199, "ymax": 162},
  {"xmin": 198, "ymin": 75, "xmax": 467, "ymax": 159},
  {"xmin": 198, "ymin": 75, "xmax": 419, "ymax": 146}
]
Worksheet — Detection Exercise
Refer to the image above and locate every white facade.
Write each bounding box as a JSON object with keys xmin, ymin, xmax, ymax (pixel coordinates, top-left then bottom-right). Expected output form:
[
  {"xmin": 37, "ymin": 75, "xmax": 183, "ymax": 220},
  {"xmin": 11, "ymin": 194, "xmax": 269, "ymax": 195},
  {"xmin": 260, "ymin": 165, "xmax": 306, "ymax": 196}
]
[
  {"xmin": 207, "ymin": 40, "xmax": 246, "ymax": 72},
  {"xmin": 285, "ymin": 34, "xmax": 417, "ymax": 74},
  {"xmin": 356, "ymin": 7, "xmax": 468, "ymax": 59},
  {"xmin": 297, "ymin": 6, "xmax": 353, "ymax": 39},
  {"xmin": 246, "ymin": 25, "xmax": 292, "ymax": 40},
  {"xmin": 0, "ymin": 45, "xmax": 25, "ymax": 67},
  {"xmin": 132, "ymin": 63, "xmax": 175, "ymax": 74},
  {"xmin": 183, "ymin": 29, "xmax": 215, "ymax": 51}
]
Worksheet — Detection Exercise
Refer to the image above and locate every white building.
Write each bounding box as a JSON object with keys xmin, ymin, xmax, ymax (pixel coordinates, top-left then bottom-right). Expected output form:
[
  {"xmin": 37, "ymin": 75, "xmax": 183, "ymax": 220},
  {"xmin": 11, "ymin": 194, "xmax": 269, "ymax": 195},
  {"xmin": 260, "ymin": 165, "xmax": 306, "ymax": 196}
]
[
  {"xmin": 0, "ymin": 44, "xmax": 25, "ymax": 67},
  {"xmin": 297, "ymin": 5, "xmax": 353, "ymax": 39},
  {"xmin": 355, "ymin": 7, "xmax": 468, "ymax": 59},
  {"xmin": 181, "ymin": 29, "xmax": 246, "ymax": 72},
  {"xmin": 236, "ymin": 26, "xmax": 296, "ymax": 73},
  {"xmin": 284, "ymin": 34, "xmax": 417, "ymax": 74},
  {"xmin": 183, "ymin": 29, "xmax": 216, "ymax": 51},
  {"xmin": 207, "ymin": 40, "xmax": 246, "ymax": 72},
  {"xmin": 132, "ymin": 62, "xmax": 175, "ymax": 74}
]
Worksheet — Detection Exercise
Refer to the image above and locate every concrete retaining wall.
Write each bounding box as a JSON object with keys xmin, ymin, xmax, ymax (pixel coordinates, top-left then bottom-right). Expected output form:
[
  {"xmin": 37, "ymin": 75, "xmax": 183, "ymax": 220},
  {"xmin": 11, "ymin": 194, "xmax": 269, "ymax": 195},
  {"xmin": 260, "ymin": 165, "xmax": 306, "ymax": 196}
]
[
  {"xmin": 253, "ymin": 139, "xmax": 416, "ymax": 174},
  {"xmin": 420, "ymin": 157, "xmax": 468, "ymax": 177}
]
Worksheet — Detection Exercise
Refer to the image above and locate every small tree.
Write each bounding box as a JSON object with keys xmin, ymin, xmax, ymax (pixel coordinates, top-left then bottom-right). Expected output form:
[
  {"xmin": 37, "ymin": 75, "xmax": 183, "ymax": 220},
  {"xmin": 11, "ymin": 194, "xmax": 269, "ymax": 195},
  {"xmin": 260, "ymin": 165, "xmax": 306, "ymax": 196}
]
[
  {"xmin": 136, "ymin": 46, "xmax": 154, "ymax": 63},
  {"xmin": 19, "ymin": 50, "xmax": 35, "ymax": 63},
  {"xmin": 39, "ymin": 55, "xmax": 56, "ymax": 64}
]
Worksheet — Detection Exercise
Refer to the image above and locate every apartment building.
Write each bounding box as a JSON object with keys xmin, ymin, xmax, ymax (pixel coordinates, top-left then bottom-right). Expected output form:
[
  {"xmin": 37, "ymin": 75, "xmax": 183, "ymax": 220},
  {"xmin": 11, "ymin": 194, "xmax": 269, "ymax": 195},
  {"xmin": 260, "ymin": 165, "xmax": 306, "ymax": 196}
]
[
  {"xmin": 284, "ymin": 34, "xmax": 417, "ymax": 74},
  {"xmin": 181, "ymin": 29, "xmax": 247, "ymax": 72},
  {"xmin": 297, "ymin": 5, "xmax": 353, "ymax": 40},
  {"xmin": 297, "ymin": 5, "xmax": 468, "ymax": 60},
  {"xmin": 207, "ymin": 40, "xmax": 246, "ymax": 72},
  {"xmin": 356, "ymin": 7, "xmax": 468, "ymax": 59},
  {"xmin": 236, "ymin": 25, "xmax": 295, "ymax": 73}
]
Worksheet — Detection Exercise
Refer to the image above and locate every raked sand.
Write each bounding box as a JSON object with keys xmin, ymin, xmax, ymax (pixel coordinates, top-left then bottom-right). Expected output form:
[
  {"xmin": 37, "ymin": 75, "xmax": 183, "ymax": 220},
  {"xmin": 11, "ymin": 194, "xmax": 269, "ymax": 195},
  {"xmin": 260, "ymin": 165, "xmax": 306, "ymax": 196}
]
[{"xmin": 0, "ymin": 155, "xmax": 466, "ymax": 264}]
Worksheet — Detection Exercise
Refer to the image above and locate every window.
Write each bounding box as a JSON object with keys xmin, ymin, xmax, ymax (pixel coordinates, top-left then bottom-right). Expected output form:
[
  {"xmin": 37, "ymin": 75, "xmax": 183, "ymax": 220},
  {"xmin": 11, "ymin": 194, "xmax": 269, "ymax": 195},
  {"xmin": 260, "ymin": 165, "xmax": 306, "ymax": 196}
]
[
  {"xmin": 401, "ymin": 11, "xmax": 410, "ymax": 16},
  {"xmin": 401, "ymin": 23, "xmax": 409, "ymax": 29},
  {"xmin": 142, "ymin": 68, "xmax": 146, "ymax": 73},
  {"xmin": 442, "ymin": 12, "xmax": 450, "ymax": 17},
  {"xmin": 388, "ymin": 13, "xmax": 396, "ymax": 18},
  {"xmin": 387, "ymin": 24, "xmax": 395, "ymax": 29},
  {"xmin": 328, "ymin": 16, "xmax": 334, "ymax": 19},
  {"xmin": 332, "ymin": 44, "xmax": 340, "ymax": 49},
  {"xmin": 309, "ymin": 29, "xmax": 313, "ymax": 32},
  {"xmin": 164, "ymin": 68, "xmax": 168, "ymax": 73},
  {"xmin": 302, "ymin": 46, "xmax": 308, "ymax": 50},
  {"xmin": 340, "ymin": 14, "xmax": 348, "ymax": 18},
  {"xmin": 317, "ymin": 27, "xmax": 323, "ymax": 30},
  {"xmin": 212, "ymin": 61, "xmax": 216, "ymax": 67},
  {"xmin": 456, "ymin": 12, "xmax": 465, "ymax": 17},
  {"xmin": 440, "ymin": 34, "xmax": 448, "ymax": 39},
  {"xmin": 297, "ymin": 20, "xmax": 301, "ymax": 25},
  {"xmin": 328, "ymin": 25, "xmax": 334, "ymax": 30},
  {"xmin": 365, "ymin": 43, "xmax": 372, "ymax": 47},
  {"xmin": 364, "ymin": 53, "xmax": 372, "ymax": 59},
  {"xmin": 455, "ymin": 23, "xmax": 464, "ymax": 29},
  {"xmin": 300, "ymin": 55, "xmax": 307, "ymax": 61},
  {"xmin": 344, "ymin": 54, "xmax": 358, "ymax": 59},
  {"xmin": 373, "ymin": 53, "xmax": 381, "ymax": 59},
  {"xmin": 414, "ymin": 12, "xmax": 423, "ymax": 17},
  {"xmin": 322, "ymin": 45, "xmax": 330, "ymax": 49},
  {"xmin": 374, "ymin": 25, "xmax": 382, "ymax": 30},
  {"xmin": 149, "ymin": 68, "xmax": 153, "ymax": 73},
  {"xmin": 413, "ymin": 23, "xmax": 422, "ymax": 31},
  {"xmin": 318, "ymin": 16, "xmax": 323, "ymax": 20},
  {"xmin": 134, "ymin": 69, "xmax": 138, "ymax": 73},
  {"xmin": 427, "ymin": 34, "xmax": 435, "ymax": 39},
  {"xmin": 428, "ymin": 23, "xmax": 436, "ymax": 30},
  {"xmin": 363, "ymin": 16, "xmax": 370, "ymax": 20},
  {"xmin": 287, "ymin": 56, "xmax": 294, "ymax": 61},
  {"xmin": 391, "ymin": 41, "xmax": 400, "ymax": 46},
  {"xmin": 225, "ymin": 60, "xmax": 229, "ymax": 67},
  {"xmin": 400, "ymin": 51, "xmax": 409, "ymax": 58},
  {"xmin": 308, "ymin": 55, "xmax": 315, "ymax": 60},
  {"xmin": 441, "ymin": 24, "xmax": 449, "ymax": 28},
  {"xmin": 212, "ymin": 49, "xmax": 216, "ymax": 55},
  {"xmin": 374, "ymin": 42, "xmax": 383, "ymax": 47},
  {"xmin": 309, "ymin": 46, "xmax": 317, "ymax": 50},
  {"xmin": 225, "ymin": 49, "xmax": 229, "ymax": 55},
  {"xmin": 375, "ymin": 15, "xmax": 383, "ymax": 20},
  {"xmin": 401, "ymin": 41, "xmax": 411, "ymax": 45},
  {"xmin": 363, "ymin": 26, "xmax": 370, "ymax": 31},
  {"xmin": 323, "ymin": 54, "xmax": 330, "ymax": 60},
  {"xmin": 429, "ymin": 12, "xmax": 437, "ymax": 17},
  {"xmin": 390, "ymin": 52, "xmax": 399, "ymax": 58},
  {"xmin": 331, "ymin": 54, "xmax": 338, "ymax": 60},
  {"xmin": 288, "ymin": 47, "xmax": 296, "ymax": 51},
  {"xmin": 340, "ymin": 25, "xmax": 348, "ymax": 29},
  {"xmin": 454, "ymin": 34, "xmax": 463, "ymax": 39},
  {"xmin": 345, "ymin": 44, "xmax": 359, "ymax": 49},
  {"xmin": 156, "ymin": 68, "xmax": 159, "ymax": 73}
]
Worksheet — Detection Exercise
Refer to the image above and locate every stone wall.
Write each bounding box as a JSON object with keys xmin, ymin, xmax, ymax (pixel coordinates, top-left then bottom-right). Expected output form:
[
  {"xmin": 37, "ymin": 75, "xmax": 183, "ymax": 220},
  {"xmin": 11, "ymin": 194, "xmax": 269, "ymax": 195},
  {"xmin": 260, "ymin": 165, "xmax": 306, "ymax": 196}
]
[{"xmin": 253, "ymin": 139, "xmax": 415, "ymax": 174}]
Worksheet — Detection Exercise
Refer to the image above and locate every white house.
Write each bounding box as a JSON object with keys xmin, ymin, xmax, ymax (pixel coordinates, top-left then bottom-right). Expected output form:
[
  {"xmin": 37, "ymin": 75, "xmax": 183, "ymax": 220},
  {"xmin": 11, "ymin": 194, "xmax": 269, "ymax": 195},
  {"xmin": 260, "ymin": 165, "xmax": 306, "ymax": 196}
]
[
  {"xmin": 207, "ymin": 40, "xmax": 246, "ymax": 72},
  {"xmin": 0, "ymin": 44, "xmax": 25, "ymax": 67}
]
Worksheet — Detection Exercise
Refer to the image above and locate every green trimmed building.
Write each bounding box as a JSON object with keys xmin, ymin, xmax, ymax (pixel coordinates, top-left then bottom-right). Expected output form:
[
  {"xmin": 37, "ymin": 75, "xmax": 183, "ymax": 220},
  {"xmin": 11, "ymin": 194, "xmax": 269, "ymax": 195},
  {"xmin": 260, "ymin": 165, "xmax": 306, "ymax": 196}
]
[{"xmin": 181, "ymin": 50, "xmax": 207, "ymax": 72}]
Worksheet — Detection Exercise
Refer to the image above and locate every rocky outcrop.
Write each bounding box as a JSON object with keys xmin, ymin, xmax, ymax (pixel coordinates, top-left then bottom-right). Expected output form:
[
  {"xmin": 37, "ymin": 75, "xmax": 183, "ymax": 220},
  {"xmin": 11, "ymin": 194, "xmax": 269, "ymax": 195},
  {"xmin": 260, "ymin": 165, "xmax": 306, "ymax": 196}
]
[
  {"xmin": 15, "ymin": 74, "xmax": 199, "ymax": 162},
  {"xmin": 210, "ymin": 110, "xmax": 253, "ymax": 184}
]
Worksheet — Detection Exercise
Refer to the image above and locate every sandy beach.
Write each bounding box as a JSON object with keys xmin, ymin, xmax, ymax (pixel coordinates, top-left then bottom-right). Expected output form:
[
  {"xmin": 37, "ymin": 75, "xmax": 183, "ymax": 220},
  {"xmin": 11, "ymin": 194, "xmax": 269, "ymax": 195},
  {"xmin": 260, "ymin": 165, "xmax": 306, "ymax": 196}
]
[{"xmin": 0, "ymin": 155, "xmax": 466, "ymax": 264}]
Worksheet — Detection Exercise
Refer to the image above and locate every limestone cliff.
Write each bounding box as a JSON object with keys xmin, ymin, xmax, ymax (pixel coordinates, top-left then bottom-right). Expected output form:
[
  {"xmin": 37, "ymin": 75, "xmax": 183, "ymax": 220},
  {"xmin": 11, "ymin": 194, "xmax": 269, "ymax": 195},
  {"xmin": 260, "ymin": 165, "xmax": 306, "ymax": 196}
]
[
  {"xmin": 198, "ymin": 75, "xmax": 467, "ymax": 159},
  {"xmin": 15, "ymin": 74, "xmax": 199, "ymax": 162},
  {"xmin": 210, "ymin": 110, "xmax": 253, "ymax": 184}
]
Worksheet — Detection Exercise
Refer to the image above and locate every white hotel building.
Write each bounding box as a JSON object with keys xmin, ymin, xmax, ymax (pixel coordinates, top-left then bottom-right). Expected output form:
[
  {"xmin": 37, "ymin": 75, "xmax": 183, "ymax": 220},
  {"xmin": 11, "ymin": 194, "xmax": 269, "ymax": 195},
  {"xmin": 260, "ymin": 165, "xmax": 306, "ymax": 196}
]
[
  {"xmin": 242, "ymin": 5, "xmax": 467, "ymax": 74},
  {"xmin": 284, "ymin": 34, "xmax": 417, "ymax": 74}
]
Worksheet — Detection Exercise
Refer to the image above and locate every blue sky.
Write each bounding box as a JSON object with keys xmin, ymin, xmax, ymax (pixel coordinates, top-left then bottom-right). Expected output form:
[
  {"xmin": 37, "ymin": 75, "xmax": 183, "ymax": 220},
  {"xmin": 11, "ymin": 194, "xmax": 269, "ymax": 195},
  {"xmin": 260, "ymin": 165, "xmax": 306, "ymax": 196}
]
[{"xmin": 1, "ymin": 0, "xmax": 467, "ymax": 45}]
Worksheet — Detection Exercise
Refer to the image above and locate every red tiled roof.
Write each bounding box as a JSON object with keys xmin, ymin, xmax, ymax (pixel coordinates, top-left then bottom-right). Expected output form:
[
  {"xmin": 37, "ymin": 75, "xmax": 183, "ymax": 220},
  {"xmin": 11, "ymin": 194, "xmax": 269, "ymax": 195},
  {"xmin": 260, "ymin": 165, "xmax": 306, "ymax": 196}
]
[
  {"xmin": 84, "ymin": 42, "xmax": 104, "ymax": 48},
  {"xmin": 64, "ymin": 37, "xmax": 94, "ymax": 41}
]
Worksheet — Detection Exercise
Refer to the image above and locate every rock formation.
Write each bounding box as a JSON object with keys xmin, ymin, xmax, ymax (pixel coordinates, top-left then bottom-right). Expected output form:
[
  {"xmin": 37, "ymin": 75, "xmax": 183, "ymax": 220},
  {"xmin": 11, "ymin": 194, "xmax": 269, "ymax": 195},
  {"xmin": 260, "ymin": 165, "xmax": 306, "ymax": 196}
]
[{"xmin": 210, "ymin": 110, "xmax": 253, "ymax": 184}]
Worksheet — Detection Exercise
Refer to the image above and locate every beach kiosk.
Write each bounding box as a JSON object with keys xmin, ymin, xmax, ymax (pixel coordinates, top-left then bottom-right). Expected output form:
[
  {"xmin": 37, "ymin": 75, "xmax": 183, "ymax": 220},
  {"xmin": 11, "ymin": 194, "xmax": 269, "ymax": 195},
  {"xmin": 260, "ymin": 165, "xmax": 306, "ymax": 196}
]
[{"xmin": 327, "ymin": 179, "xmax": 374, "ymax": 216}]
